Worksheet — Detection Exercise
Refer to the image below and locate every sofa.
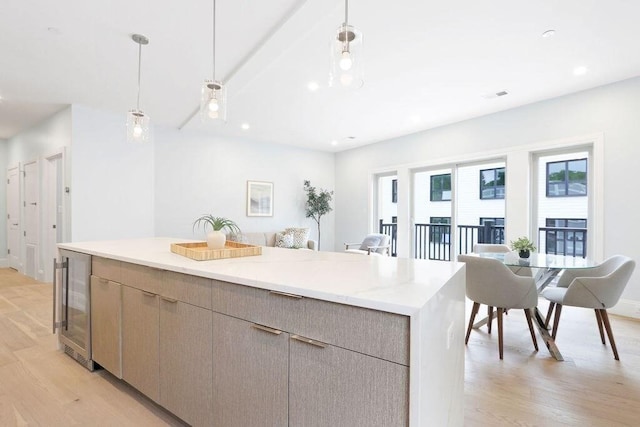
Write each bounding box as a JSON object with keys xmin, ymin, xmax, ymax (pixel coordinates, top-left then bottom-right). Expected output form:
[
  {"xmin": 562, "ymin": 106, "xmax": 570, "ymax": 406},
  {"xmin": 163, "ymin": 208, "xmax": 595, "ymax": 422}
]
[{"xmin": 229, "ymin": 231, "xmax": 317, "ymax": 251}]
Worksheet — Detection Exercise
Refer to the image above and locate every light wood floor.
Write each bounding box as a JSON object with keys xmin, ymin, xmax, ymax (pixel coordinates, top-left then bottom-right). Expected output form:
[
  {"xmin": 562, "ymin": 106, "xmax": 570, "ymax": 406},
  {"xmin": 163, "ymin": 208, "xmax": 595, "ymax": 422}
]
[{"xmin": 1, "ymin": 268, "xmax": 640, "ymax": 426}]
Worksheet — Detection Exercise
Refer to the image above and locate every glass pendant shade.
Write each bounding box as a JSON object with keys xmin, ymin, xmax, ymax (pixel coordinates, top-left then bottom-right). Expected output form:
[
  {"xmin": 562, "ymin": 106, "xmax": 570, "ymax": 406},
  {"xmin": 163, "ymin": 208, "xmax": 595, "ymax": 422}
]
[
  {"xmin": 126, "ymin": 109, "xmax": 151, "ymax": 143},
  {"xmin": 200, "ymin": 79, "xmax": 227, "ymax": 121},
  {"xmin": 329, "ymin": 23, "xmax": 363, "ymax": 89}
]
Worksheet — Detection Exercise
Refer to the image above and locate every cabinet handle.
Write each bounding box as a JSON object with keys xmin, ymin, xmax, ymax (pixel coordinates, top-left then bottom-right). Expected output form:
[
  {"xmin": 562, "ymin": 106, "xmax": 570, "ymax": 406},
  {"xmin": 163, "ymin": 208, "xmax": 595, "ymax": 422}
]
[
  {"xmin": 142, "ymin": 291, "xmax": 156, "ymax": 297},
  {"xmin": 291, "ymin": 335, "xmax": 326, "ymax": 348},
  {"xmin": 251, "ymin": 324, "xmax": 282, "ymax": 335},
  {"xmin": 269, "ymin": 290, "xmax": 303, "ymax": 299},
  {"xmin": 99, "ymin": 277, "xmax": 109, "ymax": 284},
  {"xmin": 161, "ymin": 296, "xmax": 178, "ymax": 303}
]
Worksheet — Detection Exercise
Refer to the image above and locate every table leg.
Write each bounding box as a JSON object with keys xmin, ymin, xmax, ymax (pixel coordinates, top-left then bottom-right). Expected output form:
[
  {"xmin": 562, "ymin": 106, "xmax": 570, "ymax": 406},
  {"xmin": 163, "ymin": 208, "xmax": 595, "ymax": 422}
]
[
  {"xmin": 533, "ymin": 306, "xmax": 564, "ymax": 361},
  {"xmin": 472, "ymin": 311, "xmax": 494, "ymax": 329}
]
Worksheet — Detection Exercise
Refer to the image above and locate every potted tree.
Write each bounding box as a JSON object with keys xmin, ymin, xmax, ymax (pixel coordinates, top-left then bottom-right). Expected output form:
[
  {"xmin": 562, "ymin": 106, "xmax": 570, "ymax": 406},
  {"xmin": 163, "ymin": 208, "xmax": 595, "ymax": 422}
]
[
  {"xmin": 303, "ymin": 180, "xmax": 333, "ymax": 251},
  {"xmin": 510, "ymin": 236, "xmax": 536, "ymax": 259},
  {"xmin": 193, "ymin": 215, "xmax": 240, "ymax": 249}
]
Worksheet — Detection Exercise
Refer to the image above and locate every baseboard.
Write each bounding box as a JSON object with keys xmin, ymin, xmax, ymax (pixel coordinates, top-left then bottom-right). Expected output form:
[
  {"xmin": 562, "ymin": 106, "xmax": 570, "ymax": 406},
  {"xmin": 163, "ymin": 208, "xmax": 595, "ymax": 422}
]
[
  {"xmin": 610, "ymin": 299, "xmax": 640, "ymax": 320},
  {"xmin": 0, "ymin": 258, "xmax": 8, "ymax": 268}
]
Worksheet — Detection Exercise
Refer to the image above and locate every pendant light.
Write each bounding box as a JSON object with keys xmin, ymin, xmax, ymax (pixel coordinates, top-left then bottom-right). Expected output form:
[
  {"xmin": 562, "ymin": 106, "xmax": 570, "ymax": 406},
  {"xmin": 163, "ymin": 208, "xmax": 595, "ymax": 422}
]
[
  {"xmin": 200, "ymin": 0, "xmax": 227, "ymax": 121},
  {"xmin": 329, "ymin": 0, "xmax": 363, "ymax": 88},
  {"xmin": 126, "ymin": 34, "xmax": 151, "ymax": 143}
]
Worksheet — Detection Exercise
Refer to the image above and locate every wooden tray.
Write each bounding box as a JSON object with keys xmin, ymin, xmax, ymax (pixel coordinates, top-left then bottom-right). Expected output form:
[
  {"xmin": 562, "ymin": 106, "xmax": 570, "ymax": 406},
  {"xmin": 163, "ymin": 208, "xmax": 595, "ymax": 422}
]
[{"xmin": 170, "ymin": 241, "xmax": 262, "ymax": 261}]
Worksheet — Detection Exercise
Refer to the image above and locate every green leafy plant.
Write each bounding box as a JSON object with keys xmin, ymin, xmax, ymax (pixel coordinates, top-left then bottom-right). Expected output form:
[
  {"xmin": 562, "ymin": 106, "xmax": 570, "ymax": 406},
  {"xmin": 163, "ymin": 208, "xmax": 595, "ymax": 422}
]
[
  {"xmin": 509, "ymin": 236, "xmax": 536, "ymax": 252},
  {"xmin": 193, "ymin": 215, "xmax": 240, "ymax": 234},
  {"xmin": 303, "ymin": 180, "xmax": 333, "ymax": 250}
]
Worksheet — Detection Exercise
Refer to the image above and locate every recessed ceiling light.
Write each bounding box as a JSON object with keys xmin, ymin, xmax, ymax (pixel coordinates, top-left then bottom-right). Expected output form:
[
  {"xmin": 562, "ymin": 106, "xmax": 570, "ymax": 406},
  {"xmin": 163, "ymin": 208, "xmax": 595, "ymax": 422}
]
[
  {"xmin": 307, "ymin": 81, "xmax": 319, "ymax": 92},
  {"xmin": 241, "ymin": 123, "xmax": 250, "ymax": 130},
  {"xmin": 330, "ymin": 140, "xmax": 338, "ymax": 146},
  {"xmin": 573, "ymin": 66, "xmax": 588, "ymax": 76},
  {"xmin": 541, "ymin": 29, "xmax": 555, "ymax": 38}
]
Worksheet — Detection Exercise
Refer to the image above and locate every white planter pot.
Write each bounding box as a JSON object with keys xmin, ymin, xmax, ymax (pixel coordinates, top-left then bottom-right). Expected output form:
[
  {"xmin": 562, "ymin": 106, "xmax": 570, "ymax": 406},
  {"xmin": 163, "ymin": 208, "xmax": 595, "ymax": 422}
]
[{"xmin": 206, "ymin": 230, "xmax": 226, "ymax": 249}]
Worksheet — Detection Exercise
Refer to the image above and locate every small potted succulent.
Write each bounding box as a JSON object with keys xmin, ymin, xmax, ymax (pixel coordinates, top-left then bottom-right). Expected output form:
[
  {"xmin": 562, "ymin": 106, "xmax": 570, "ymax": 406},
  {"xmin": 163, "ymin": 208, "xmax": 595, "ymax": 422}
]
[
  {"xmin": 510, "ymin": 236, "xmax": 536, "ymax": 259},
  {"xmin": 193, "ymin": 215, "xmax": 240, "ymax": 249}
]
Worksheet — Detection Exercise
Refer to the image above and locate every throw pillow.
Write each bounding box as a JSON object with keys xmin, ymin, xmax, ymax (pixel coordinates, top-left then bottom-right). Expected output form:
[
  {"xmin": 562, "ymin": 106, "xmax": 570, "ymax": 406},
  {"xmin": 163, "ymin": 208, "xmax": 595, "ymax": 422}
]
[
  {"xmin": 285, "ymin": 227, "xmax": 310, "ymax": 248},
  {"xmin": 275, "ymin": 232, "xmax": 294, "ymax": 248},
  {"xmin": 359, "ymin": 235, "xmax": 382, "ymax": 251}
]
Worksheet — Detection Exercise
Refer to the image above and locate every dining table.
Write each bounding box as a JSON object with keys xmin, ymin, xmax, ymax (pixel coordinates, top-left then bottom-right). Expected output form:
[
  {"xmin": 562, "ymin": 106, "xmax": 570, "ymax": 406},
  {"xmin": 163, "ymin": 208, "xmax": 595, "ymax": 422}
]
[{"xmin": 469, "ymin": 251, "xmax": 599, "ymax": 361}]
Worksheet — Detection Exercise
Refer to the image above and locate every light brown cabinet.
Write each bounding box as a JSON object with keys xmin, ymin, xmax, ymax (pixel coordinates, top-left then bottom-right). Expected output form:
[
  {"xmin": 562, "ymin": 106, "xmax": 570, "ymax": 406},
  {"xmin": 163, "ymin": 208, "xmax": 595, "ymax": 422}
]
[
  {"xmin": 212, "ymin": 312, "xmax": 289, "ymax": 427},
  {"xmin": 91, "ymin": 259, "xmax": 410, "ymax": 426},
  {"xmin": 289, "ymin": 335, "xmax": 409, "ymax": 427},
  {"xmin": 159, "ymin": 297, "xmax": 213, "ymax": 427},
  {"xmin": 121, "ymin": 285, "xmax": 159, "ymax": 402},
  {"xmin": 90, "ymin": 276, "xmax": 122, "ymax": 378}
]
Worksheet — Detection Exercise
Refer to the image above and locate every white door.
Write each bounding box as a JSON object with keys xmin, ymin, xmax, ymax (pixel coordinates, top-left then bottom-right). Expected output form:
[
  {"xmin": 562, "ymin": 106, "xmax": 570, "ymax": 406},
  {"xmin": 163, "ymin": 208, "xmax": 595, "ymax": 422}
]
[
  {"xmin": 43, "ymin": 154, "xmax": 63, "ymax": 282},
  {"xmin": 6, "ymin": 166, "xmax": 20, "ymax": 270},
  {"xmin": 24, "ymin": 161, "xmax": 39, "ymax": 279}
]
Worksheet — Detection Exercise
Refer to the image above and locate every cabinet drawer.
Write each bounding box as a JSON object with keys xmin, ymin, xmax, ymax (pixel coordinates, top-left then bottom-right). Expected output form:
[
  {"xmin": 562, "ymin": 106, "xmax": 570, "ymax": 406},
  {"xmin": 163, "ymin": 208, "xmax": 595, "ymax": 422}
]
[
  {"xmin": 121, "ymin": 262, "xmax": 162, "ymax": 293},
  {"xmin": 92, "ymin": 257, "xmax": 121, "ymax": 283},
  {"xmin": 211, "ymin": 281, "xmax": 410, "ymax": 365},
  {"xmin": 161, "ymin": 271, "xmax": 212, "ymax": 310}
]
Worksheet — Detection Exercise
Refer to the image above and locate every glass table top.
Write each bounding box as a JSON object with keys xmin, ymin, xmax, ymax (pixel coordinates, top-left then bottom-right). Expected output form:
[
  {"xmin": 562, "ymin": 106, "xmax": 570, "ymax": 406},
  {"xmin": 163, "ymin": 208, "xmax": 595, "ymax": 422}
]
[{"xmin": 474, "ymin": 251, "xmax": 599, "ymax": 269}]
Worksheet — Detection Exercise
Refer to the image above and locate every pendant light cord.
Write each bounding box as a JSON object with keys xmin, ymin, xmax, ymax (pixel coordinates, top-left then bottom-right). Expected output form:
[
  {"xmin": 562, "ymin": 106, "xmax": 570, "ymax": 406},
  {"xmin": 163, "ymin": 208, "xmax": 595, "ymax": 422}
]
[
  {"xmin": 212, "ymin": 0, "xmax": 216, "ymax": 81},
  {"xmin": 136, "ymin": 41, "xmax": 142, "ymax": 110},
  {"xmin": 344, "ymin": 0, "xmax": 349, "ymax": 26}
]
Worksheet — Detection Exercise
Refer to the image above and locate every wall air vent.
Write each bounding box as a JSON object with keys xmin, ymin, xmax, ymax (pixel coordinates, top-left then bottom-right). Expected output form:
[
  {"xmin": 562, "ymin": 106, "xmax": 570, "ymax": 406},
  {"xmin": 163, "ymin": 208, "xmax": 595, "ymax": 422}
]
[{"xmin": 481, "ymin": 90, "xmax": 509, "ymax": 99}]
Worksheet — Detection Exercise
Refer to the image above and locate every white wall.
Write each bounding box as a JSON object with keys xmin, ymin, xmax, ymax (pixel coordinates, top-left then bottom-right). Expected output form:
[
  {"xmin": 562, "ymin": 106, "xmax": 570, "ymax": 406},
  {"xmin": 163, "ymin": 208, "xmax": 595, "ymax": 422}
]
[
  {"xmin": 0, "ymin": 139, "xmax": 7, "ymax": 266},
  {"xmin": 154, "ymin": 128, "xmax": 336, "ymax": 250},
  {"xmin": 70, "ymin": 105, "xmax": 155, "ymax": 241},
  {"xmin": 335, "ymin": 76, "xmax": 640, "ymax": 312}
]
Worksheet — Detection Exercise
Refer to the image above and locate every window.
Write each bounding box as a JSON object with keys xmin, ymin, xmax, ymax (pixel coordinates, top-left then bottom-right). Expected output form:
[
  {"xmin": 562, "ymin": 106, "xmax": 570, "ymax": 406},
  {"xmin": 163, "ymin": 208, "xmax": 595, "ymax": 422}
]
[
  {"xmin": 430, "ymin": 174, "xmax": 451, "ymax": 201},
  {"xmin": 546, "ymin": 158, "xmax": 587, "ymax": 197},
  {"xmin": 480, "ymin": 167, "xmax": 505, "ymax": 199},
  {"xmin": 391, "ymin": 179, "xmax": 398, "ymax": 203},
  {"xmin": 544, "ymin": 218, "xmax": 587, "ymax": 257},
  {"xmin": 480, "ymin": 217, "xmax": 504, "ymax": 226}
]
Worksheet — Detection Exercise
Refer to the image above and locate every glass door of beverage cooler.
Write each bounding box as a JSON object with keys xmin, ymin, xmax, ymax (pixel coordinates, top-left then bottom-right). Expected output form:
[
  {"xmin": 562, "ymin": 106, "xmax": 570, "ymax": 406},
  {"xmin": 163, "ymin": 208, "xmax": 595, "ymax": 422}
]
[{"xmin": 54, "ymin": 249, "xmax": 94, "ymax": 370}]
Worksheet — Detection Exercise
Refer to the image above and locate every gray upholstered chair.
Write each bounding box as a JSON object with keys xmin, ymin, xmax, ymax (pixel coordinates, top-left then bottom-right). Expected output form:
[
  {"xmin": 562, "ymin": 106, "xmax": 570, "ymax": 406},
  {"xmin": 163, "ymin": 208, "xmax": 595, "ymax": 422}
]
[
  {"xmin": 473, "ymin": 243, "xmax": 510, "ymax": 253},
  {"xmin": 458, "ymin": 254, "xmax": 539, "ymax": 359},
  {"xmin": 541, "ymin": 255, "xmax": 635, "ymax": 360},
  {"xmin": 344, "ymin": 234, "xmax": 391, "ymax": 255}
]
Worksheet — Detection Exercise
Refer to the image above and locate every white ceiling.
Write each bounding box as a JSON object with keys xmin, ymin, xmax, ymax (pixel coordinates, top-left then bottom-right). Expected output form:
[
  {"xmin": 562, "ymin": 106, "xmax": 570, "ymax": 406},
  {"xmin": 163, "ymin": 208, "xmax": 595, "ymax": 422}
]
[{"xmin": 2, "ymin": 0, "xmax": 640, "ymax": 151}]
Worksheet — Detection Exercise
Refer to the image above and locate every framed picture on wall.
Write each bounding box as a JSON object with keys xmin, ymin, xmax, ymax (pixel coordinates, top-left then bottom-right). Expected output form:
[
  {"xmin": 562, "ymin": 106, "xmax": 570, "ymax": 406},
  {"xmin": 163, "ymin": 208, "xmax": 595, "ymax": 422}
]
[{"xmin": 247, "ymin": 181, "xmax": 273, "ymax": 217}]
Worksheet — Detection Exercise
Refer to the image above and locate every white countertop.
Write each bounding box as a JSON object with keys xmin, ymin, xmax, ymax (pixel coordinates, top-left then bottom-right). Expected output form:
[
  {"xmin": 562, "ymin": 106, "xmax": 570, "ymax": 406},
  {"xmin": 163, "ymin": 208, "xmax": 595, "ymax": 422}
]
[{"xmin": 59, "ymin": 237, "xmax": 464, "ymax": 316}]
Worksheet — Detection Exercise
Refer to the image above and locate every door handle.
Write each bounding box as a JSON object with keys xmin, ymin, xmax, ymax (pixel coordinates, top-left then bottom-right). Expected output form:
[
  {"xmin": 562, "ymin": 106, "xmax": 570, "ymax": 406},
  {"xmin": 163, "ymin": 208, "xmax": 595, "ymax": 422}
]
[
  {"xmin": 291, "ymin": 335, "xmax": 326, "ymax": 348},
  {"xmin": 251, "ymin": 323, "xmax": 282, "ymax": 335},
  {"xmin": 269, "ymin": 290, "xmax": 303, "ymax": 299}
]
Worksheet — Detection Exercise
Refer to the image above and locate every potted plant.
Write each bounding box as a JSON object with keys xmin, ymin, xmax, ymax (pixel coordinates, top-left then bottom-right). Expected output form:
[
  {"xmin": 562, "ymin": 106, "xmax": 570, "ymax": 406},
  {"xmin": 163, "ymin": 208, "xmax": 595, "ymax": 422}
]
[
  {"xmin": 193, "ymin": 215, "xmax": 240, "ymax": 249},
  {"xmin": 303, "ymin": 180, "xmax": 333, "ymax": 251},
  {"xmin": 510, "ymin": 236, "xmax": 536, "ymax": 259}
]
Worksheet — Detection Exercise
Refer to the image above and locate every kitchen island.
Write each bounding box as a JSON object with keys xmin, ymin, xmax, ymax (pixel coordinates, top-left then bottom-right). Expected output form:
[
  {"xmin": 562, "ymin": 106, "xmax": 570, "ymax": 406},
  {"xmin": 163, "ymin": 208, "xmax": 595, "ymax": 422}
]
[{"xmin": 58, "ymin": 237, "xmax": 465, "ymax": 427}]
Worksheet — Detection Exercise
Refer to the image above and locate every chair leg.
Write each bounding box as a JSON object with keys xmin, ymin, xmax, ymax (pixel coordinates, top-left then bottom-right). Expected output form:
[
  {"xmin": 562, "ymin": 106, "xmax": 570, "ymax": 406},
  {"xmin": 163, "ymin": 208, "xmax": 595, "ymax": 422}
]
[
  {"xmin": 551, "ymin": 304, "xmax": 563, "ymax": 340},
  {"xmin": 545, "ymin": 302, "xmax": 555, "ymax": 329},
  {"xmin": 497, "ymin": 308, "xmax": 504, "ymax": 360},
  {"xmin": 524, "ymin": 308, "xmax": 539, "ymax": 351},
  {"xmin": 599, "ymin": 309, "xmax": 620, "ymax": 361},
  {"xmin": 595, "ymin": 309, "xmax": 606, "ymax": 344},
  {"xmin": 487, "ymin": 306, "xmax": 494, "ymax": 334},
  {"xmin": 465, "ymin": 302, "xmax": 480, "ymax": 345}
]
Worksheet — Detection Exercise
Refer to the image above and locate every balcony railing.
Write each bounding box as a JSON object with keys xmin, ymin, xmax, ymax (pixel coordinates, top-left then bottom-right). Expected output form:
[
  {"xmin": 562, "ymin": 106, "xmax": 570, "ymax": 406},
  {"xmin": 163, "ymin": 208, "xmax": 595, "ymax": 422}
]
[
  {"xmin": 538, "ymin": 226, "xmax": 587, "ymax": 258},
  {"xmin": 378, "ymin": 220, "xmax": 397, "ymax": 257},
  {"xmin": 378, "ymin": 220, "xmax": 585, "ymax": 261}
]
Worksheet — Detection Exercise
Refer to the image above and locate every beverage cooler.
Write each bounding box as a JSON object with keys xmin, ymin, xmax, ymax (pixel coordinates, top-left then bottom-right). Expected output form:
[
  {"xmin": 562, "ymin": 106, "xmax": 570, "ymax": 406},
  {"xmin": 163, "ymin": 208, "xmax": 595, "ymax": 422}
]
[{"xmin": 53, "ymin": 249, "xmax": 95, "ymax": 371}]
